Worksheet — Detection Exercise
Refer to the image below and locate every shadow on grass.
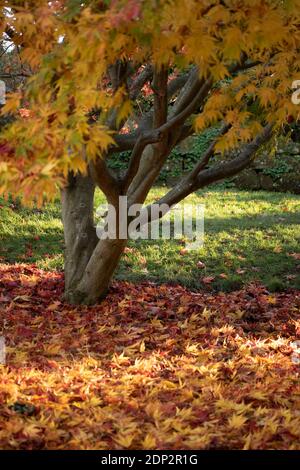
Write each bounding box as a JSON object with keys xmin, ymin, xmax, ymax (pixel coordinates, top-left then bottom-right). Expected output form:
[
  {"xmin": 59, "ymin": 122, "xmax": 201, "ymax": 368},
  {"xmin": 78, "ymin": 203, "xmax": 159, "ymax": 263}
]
[{"xmin": 0, "ymin": 206, "xmax": 299, "ymax": 291}]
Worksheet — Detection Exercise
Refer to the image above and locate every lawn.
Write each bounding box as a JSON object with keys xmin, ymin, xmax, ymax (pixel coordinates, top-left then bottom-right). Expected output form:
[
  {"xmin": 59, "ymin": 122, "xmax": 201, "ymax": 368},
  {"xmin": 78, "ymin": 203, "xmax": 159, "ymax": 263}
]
[
  {"xmin": 0, "ymin": 188, "xmax": 299, "ymax": 292},
  {"xmin": 1, "ymin": 188, "xmax": 300, "ymax": 450}
]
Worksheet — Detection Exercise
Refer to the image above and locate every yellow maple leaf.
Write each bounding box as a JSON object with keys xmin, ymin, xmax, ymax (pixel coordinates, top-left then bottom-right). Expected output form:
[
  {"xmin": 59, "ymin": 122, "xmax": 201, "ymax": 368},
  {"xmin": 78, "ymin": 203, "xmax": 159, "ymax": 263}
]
[
  {"xmin": 142, "ymin": 433, "xmax": 156, "ymax": 449},
  {"xmin": 228, "ymin": 414, "xmax": 248, "ymax": 429},
  {"xmin": 114, "ymin": 433, "xmax": 134, "ymax": 448}
]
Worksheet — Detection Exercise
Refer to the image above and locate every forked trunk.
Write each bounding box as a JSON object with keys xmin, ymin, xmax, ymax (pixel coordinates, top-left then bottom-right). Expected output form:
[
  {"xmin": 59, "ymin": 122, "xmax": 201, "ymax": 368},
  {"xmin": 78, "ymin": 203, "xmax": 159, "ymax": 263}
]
[{"xmin": 61, "ymin": 172, "xmax": 128, "ymax": 305}]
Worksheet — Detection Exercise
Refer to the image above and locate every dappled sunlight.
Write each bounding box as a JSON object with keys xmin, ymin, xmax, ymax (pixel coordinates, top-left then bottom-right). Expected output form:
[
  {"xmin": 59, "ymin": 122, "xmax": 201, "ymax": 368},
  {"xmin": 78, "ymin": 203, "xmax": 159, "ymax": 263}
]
[
  {"xmin": 1, "ymin": 190, "xmax": 299, "ymax": 291},
  {"xmin": 0, "ymin": 264, "xmax": 300, "ymax": 449}
]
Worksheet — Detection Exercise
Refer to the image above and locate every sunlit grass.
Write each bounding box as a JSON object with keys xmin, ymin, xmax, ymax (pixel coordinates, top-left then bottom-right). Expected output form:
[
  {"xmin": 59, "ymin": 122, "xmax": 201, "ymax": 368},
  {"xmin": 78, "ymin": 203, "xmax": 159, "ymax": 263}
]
[{"xmin": 0, "ymin": 188, "xmax": 299, "ymax": 291}]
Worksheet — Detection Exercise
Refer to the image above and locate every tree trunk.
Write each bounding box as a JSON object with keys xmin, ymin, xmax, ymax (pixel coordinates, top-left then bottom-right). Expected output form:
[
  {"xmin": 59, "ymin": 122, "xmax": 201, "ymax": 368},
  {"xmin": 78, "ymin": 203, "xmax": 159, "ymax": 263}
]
[
  {"xmin": 61, "ymin": 172, "xmax": 98, "ymax": 299},
  {"xmin": 66, "ymin": 237, "xmax": 127, "ymax": 305},
  {"xmin": 61, "ymin": 172, "xmax": 128, "ymax": 305}
]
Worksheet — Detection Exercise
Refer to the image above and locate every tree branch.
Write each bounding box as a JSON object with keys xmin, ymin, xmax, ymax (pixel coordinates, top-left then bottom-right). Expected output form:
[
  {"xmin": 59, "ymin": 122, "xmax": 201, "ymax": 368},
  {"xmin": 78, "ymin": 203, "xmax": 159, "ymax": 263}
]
[
  {"xmin": 152, "ymin": 66, "xmax": 168, "ymax": 128},
  {"xmin": 194, "ymin": 123, "xmax": 273, "ymax": 189},
  {"xmin": 160, "ymin": 77, "xmax": 214, "ymax": 133},
  {"xmin": 108, "ymin": 60, "xmax": 129, "ymax": 93},
  {"xmin": 170, "ymin": 66, "xmax": 203, "ymax": 117},
  {"xmin": 89, "ymin": 157, "xmax": 120, "ymax": 206},
  {"xmin": 189, "ymin": 123, "xmax": 231, "ymax": 179},
  {"xmin": 121, "ymin": 129, "xmax": 163, "ymax": 193},
  {"xmin": 108, "ymin": 70, "xmax": 195, "ymax": 154},
  {"xmin": 0, "ymin": 72, "xmax": 30, "ymax": 79},
  {"xmin": 129, "ymin": 64, "xmax": 153, "ymax": 100},
  {"xmin": 143, "ymin": 123, "xmax": 273, "ymax": 218}
]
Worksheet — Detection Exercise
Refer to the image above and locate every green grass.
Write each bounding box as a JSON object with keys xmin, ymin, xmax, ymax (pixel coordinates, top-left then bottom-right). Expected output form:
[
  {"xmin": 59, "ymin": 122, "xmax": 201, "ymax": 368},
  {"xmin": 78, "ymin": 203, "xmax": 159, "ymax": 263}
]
[{"xmin": 0, "ymin": 188, "xmax": 299, "ymax": 292}]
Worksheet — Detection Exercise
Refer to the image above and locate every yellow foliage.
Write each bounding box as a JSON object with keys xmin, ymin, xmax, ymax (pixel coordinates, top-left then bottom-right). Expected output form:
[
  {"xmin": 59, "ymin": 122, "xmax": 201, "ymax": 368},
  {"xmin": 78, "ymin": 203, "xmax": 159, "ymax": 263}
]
[{"xmin": 0, "ymin": 0, "xmax": 299, "ymax": 201}]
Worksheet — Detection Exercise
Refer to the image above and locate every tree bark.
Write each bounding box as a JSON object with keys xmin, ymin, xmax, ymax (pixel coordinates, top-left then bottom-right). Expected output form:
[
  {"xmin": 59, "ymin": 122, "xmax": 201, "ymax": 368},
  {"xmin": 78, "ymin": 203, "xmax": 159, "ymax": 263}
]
[
  {"xmin": 66, "ymin": 237, "xmax": 127, "ymax": 305},
  {"xmin": 62, "ymin": 173, "xmax": 128, "ymax": 304},
  {"xmin": 61, "ymin": 172, "xmax": 98, "ymax": 300}
]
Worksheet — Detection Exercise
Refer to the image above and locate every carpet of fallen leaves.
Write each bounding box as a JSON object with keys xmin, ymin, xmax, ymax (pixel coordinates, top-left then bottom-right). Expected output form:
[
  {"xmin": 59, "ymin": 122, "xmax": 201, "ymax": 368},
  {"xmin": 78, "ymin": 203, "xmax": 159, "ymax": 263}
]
[{"xmin": 0, "ymin": 263, "xmax": 300, "ymax": 450}]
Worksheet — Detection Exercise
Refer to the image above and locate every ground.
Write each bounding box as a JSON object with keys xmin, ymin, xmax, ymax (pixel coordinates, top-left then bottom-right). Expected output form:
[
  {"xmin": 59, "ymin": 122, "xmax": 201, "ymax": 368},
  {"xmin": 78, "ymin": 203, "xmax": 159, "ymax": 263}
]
[
  {"xmin": 0, "ymin": 264, "xmax": 300, "ymax": 449},
  {"xmin": 0, "ymin": 188, "xmax": 300, "ymax": 449},
  {"xmin": 1, "ymin": 188, "xmax": 300, "ymax": 291}
]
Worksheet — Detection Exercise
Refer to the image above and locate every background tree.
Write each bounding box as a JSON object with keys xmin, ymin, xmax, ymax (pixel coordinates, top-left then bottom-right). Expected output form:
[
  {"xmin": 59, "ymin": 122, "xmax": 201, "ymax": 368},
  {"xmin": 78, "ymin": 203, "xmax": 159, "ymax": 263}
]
[{"xmin": 1, "ymin": 0, "xmax": 300, "ymax": 304}]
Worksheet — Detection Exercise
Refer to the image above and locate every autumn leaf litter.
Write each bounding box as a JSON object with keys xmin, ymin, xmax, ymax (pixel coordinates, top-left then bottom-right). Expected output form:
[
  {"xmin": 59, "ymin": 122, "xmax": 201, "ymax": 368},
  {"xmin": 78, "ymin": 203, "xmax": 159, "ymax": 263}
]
[{"xmin": 0, "ymin": 264, "xmax": 300, "ymax": 449}]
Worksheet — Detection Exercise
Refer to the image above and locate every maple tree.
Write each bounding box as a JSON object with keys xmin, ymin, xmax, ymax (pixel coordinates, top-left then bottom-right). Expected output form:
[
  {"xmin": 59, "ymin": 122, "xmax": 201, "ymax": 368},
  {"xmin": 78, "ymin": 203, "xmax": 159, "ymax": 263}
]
[{"xmin": 0, "ymin": 0, "xmax": 300, "ymax": 304}]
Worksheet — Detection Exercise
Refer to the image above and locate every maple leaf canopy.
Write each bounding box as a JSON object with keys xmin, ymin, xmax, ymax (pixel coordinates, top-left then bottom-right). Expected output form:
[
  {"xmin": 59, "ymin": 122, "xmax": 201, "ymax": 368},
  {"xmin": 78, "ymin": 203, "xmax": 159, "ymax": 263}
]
[{"xmin": 0, "ymin": 0, "xmax": 300, "ymax": 203}]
